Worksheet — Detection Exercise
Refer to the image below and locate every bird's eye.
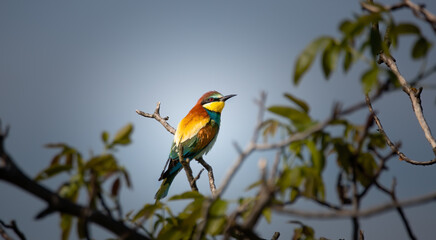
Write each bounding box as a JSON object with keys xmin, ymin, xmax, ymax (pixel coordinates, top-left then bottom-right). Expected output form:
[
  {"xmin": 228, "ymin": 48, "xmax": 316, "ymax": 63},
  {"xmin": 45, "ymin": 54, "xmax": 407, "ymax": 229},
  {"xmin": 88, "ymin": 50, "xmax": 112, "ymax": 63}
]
[{"xmin": 208, "ymin": 98, "xmax": 214, "ymax": 102}]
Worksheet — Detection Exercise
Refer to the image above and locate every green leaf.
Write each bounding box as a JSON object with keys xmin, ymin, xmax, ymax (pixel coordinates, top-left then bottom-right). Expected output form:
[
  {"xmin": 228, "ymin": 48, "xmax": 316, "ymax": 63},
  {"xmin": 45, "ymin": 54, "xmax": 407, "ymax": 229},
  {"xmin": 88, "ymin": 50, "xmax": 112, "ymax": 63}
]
[
  {"xmin": 412, "ymin": 37, "xmax": 432, "ymax": 59},
  {"xmin": 306, "ymin": 139, "xmax": 324, "ymax": 172},
  {"xmin": 169, "ymin": 191, "xmax": 204, "ymax": 200},
  {"xmin": 102, "ymin": 131, "xmax": 109, "ymax": 144},
  {"xmin": 392, "ymin": 22, "xmax": 421, "ymax": 35},
  {"xmin": 112, "ymin": 123, "xmax": 133, "ymax": 146},
  {"xmin": 77, "ymin": 217, "xmax": 86, "ymax": 239},
  {"xmin": 370, "ymin": 28, "xmax": 382, "ymax": 56},
  {"xmin": 262, "ymin": 207, "xmax": 272, "ymax": 224},
  {"xmin": 84, "ymin": 154, "xmax": 116, "ymax": 171},
  {"xmin": 284, "ymin": 93, "xmax": 310, "ymax": 113},
  {"xmin": 277, "ymin": 167, "xmax": 302, "ymax": 192},
  {"xmin": 206, "ymin": 199, "xmax": 228, "ymax": 235},
  {"xmin": 321, "ymin": 41, "xmax": 340, "ymax": 78},
  {"xmin": 343, "ymin": 47, "xmax": 354, "ymax": 72},
  {"xmin": 294, "ymin": 36, "xmax": 332, "ymax": 84},
  {"xmin": 60, "ymin": 214, "xmax": 73, "ymax": 240},
  {"xmin": 133, "ymin": 202, "xmax": 163, "ymax": 221},
  {"xmin": 59, "ymin": 181, "xmax": 80, "ymax": 201},
  {"xmin": 290, "ymin": 188, "xmax": 299, "ymax": 202},
  {"xmin": 368, "ymin": 133, "xmax": 386, "ymax": 149},
  {"xmin": 361, "ymin": 67, "xmax": 379, "ymax": 93},
  {"xmin": 268, "ymin": 106, "xmax": 312, "ymax": 130},
  {"xmin": 357, "ymin": 153, "xmax": 378, "ymax": 187},
  {"xmin": 262, "ymin": 119, "xmax": 279, "ymax": 140},
  {"xmin": 35, "ymin": 164, "xmax": 72, "ymax": 181}
]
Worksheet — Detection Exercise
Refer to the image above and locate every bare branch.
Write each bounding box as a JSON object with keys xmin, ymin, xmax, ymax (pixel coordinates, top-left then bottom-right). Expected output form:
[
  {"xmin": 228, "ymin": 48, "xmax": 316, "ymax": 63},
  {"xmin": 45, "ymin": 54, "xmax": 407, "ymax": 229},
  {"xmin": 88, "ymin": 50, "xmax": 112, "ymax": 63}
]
[
  {"xmin": 0, "ymin": 220, "xmax": 26, "ymax": 240},
  {"xmin": 195, "ymin": 157, "xmax": 216, "ymax": 197},
  {"xmin": 361, "ymin": 0, "xmax": 436, "ymax": 32},
  {"xmin": 0, "ymin": 225, "xmax": 13, "ymax": 240},
  {"xmin": 378, "ymin": 52, "xmax": 436, "ymax": 157},
  {"xmin": 274, "ymin": 190, "xmax": 436, "ymax": 219},
  {"xmin": 366, "ymin": 94, "xmax": 436, "ymax": 165},
  {"xmin": 0, "ymin": 123, "xmax": 148, "ymax": 240},
  {"xmin": 216, "ymin": 92, "xmax": 267, "ymax": 197},
  {"xmin": 136, "ymin": 102, "xmax": 175, "ymax": 135},
  {"xmin": 375, "ymin": 179, "xmax": 417, "ymax": 240}
]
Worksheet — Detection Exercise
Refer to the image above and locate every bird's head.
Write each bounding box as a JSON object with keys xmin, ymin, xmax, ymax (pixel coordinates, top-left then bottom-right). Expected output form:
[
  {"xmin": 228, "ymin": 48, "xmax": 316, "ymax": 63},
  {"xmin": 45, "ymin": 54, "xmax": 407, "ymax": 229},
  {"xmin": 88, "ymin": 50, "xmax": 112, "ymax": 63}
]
[{"xmin": 198, "ymin": 91, "xmax": 236, "ymax": 113}]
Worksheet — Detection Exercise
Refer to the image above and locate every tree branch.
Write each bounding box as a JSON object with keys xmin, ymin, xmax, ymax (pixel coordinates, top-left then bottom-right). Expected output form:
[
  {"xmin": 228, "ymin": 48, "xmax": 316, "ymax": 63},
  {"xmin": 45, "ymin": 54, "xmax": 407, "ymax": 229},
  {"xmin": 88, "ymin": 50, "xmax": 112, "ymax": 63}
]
[
  {"xmin": 379, "ymin": 54, "xmax": 436, "ymax": 156},
  {"xmin": 361, "ymin": 0, "xmax": 436, "ymax": 33},
  {"xmin": 366, "ymin": 94, "xmax": 436, "ymax": 165},
  {"xmin": 0, "ymin": 123, "xmax": 148, "ymax": 240},
  {"xmin": 0, "ymin": 220, "xmax": 26, "ymax": 240},
  {"xmin": 136, "ymin": 102, "xmax": 175, "ymax": 134},
  {"xmin": 195, "ymin": 157, "xmax": 216, "ymax": 197},
  {"xmin": 273, "ymin": 190, "xmax": 436, "ymax": 219}
]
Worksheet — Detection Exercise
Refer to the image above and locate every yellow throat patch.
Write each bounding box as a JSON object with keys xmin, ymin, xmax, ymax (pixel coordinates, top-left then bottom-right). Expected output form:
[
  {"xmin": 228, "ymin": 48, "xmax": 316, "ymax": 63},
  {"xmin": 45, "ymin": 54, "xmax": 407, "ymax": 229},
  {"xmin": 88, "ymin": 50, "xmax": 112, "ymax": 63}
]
[{"xmin": 203, "ymin": 101, "xmax": 225, "ymax": 113}]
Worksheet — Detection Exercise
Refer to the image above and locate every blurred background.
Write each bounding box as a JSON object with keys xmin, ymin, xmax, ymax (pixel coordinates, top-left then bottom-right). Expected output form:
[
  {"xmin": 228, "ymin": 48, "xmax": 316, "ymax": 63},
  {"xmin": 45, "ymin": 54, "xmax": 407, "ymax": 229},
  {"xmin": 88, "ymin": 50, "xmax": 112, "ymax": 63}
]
[{"xmin": 1, "ymin": 1, "xmax": 436, "ymax": 239}]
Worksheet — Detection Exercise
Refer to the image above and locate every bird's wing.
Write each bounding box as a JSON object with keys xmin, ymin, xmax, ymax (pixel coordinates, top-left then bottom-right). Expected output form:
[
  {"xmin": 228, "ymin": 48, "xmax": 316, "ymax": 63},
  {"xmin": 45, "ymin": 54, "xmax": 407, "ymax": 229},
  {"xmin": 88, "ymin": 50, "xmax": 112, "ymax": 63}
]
[{"xmin": 182, "ymin": 122, "xmax": 219, "ymax": 159}]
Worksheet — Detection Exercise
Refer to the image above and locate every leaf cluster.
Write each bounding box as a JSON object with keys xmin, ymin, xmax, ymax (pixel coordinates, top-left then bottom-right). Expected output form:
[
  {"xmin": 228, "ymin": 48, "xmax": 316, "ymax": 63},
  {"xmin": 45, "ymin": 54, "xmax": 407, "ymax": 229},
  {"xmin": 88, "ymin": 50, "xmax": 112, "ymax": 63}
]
[
  {"xmin": 294, "ymin": 6, "xmax": 432, "ymax": 93},
  {"xmin": 35, "ymin": 123, "xmax": 134, "ymax": 240}
]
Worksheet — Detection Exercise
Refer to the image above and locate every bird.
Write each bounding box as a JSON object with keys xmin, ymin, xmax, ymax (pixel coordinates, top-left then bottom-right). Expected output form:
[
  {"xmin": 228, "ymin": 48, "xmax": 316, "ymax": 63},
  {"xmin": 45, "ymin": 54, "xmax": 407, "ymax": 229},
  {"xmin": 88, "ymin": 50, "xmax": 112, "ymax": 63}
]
[{"xmin": 155, "ymin": 91, "xmax": 236, "ymax": 200}]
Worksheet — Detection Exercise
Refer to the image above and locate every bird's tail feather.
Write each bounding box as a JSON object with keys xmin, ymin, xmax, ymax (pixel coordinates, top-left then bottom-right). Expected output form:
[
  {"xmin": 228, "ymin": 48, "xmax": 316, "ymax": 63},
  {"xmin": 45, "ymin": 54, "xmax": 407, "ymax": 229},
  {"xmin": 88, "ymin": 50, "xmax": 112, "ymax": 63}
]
[{"xmin": 155, "ymin": 163, "xmax": 182, "ymax": 200}]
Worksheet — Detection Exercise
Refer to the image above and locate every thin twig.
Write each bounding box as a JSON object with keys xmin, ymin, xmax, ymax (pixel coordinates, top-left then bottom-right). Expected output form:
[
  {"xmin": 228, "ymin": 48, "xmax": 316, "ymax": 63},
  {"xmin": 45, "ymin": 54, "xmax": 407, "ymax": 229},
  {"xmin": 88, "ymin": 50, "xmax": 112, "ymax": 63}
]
[
  {"xmin": 0, "ymin": 220, "xmax": 26, "ymax": 240},
  {"xmin": 195, "ymin": 157, "xmax": 216, "ymax": 196},
  {"xmin": 273, "ymin": 190, "xmax": 436, "ymax": 219},
  {"xmin": 379, "ymin": 53, "xmax": 436, "ymax": 156},
  {"xmin": 216, "ymin": 92, "xmax": 267, "ymax": 197},
  {"xmin": 0, "ymin": 123, "xmax": 148, "ymax": 240},
  {"xmin": 361, "ymin": 0, "xmax": 436, "ymax": 32},
  {"xmin": 366, "ymin": 95, "xmax": 436, "ymax": 165},
  {"xmin": 136, "ymin": 102, "xmax": 175, "ymax": 135}
]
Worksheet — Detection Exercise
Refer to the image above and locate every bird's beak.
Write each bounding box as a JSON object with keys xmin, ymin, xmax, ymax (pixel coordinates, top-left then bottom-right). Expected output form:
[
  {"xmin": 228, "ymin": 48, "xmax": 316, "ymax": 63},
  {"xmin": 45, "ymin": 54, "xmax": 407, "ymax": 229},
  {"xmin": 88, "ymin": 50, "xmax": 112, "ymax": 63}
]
[{"xmin": 220, "ymin": 94, "xmax": 237, "ymax": 102}]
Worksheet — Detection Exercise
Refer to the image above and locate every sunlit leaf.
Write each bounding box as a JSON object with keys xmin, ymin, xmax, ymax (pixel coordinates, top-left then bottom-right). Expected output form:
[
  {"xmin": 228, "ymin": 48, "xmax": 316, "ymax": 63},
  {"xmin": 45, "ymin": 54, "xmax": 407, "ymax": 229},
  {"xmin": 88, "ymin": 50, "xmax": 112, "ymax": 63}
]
[
  {"xmin": 102, "ymin": 131, "xmax": 109, "ymax": 144},
  {"xmin": 268, "ymin": 106, "xmax": 312, "ymax": 130},
  {"xmin": 112, "ymin": 123, "xmax": 133, "ymax": 146},
  {"xmin": 60, "ymin": 214, "xmax": 73, "ymax": 240},
  {"xmin": 206, "ymin": 199, "xmax": 228, "ymax": 235},
  {"xmin": 262, "ymin": 207, "xmax": 272, "ymax": 224},
  {"xmin": 84, "ymin": 154, "xmax": 116, "ymax": 171},
  {"xmin": 262, "ymin": 119, "xmax": 279, "ymax": 141},
  {"xmin": 35, "ymin": 164, "xmax": 72, "ymax": 181},
  {"xmin": 133, "ymin": 202, "xmax": 163, "ymax": 221},
  {"xmin": 306, "ymin": 139, "xmax": 324, "ymax": 172},
  {"xmin": 169, "ymin": 191, "xmax": 204, "ymax": 200}
]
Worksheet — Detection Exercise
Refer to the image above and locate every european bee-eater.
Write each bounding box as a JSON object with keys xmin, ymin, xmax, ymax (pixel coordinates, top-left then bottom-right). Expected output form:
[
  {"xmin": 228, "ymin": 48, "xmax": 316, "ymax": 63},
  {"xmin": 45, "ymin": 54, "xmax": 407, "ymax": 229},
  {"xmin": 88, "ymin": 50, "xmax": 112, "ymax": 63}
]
[{"xmin": 155, "ymin": 91, "xmax": 236, "ymax": 200}]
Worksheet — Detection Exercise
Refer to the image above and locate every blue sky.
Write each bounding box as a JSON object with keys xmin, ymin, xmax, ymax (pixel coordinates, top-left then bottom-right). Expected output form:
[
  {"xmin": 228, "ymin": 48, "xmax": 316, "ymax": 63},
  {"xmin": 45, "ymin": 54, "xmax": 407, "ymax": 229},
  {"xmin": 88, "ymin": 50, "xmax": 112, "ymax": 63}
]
[{"xmin": 1, "ymin": 1, "xmax": 436, "ymax": 239}]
